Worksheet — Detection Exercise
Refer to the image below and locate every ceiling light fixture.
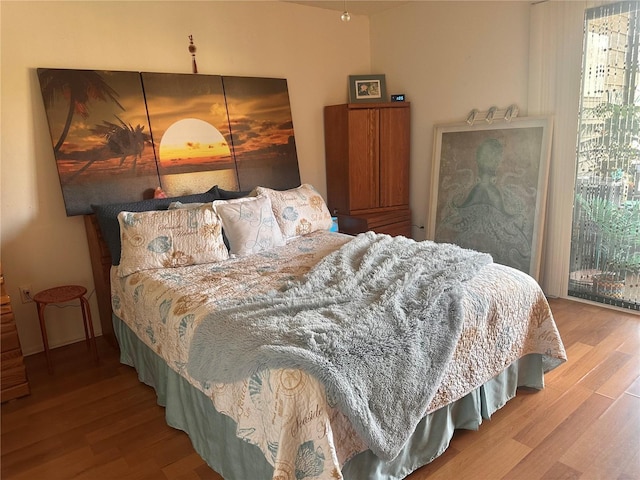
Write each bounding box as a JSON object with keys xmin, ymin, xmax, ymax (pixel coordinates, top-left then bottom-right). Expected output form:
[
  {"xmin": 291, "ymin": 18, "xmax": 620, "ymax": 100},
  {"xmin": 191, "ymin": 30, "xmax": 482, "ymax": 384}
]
[{"xmin": 341, "ymin": 0, "xmax": 351, "ymax": 22}]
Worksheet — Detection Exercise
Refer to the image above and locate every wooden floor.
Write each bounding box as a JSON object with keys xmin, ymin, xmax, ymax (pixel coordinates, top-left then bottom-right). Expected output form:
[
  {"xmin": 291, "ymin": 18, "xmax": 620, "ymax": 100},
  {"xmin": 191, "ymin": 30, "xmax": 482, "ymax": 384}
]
[{"xmin": 1, "ymin": 298, "xmax": 639, "ymax": 479}]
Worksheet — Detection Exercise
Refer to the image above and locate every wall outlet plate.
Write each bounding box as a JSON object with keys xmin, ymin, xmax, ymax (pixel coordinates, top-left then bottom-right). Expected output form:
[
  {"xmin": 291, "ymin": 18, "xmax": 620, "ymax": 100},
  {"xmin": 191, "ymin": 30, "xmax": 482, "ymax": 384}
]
[{"xmin": 19, "ymin": 285, "xmax": 33, "ymax": 303}]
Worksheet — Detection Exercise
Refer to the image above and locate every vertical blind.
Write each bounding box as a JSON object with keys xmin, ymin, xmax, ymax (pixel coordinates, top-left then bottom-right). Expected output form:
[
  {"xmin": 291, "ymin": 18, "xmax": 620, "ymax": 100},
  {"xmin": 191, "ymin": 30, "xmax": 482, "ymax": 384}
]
[{"xmin": 569, "ymin": 1, "xmax": 640, "ymax": 310}]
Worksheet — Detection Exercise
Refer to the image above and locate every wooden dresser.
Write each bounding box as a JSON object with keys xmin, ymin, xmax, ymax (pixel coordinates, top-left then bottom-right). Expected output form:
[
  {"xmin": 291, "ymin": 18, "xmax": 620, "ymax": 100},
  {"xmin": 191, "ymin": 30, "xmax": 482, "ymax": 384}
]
[
  {"xmin": 1, "ymin": 263, "xmax": 30, "ymax": 402},
  {"xmin": 324, "ymin": 102, "xmax": 411, "ymax": 237}
]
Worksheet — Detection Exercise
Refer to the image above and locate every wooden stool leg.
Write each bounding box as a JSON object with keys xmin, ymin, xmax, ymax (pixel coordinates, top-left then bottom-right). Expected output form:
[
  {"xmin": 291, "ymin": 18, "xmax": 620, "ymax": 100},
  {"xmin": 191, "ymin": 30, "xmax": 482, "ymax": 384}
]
[
  {"xmin": 80, "ymin": 296, "xmax": 98, "ymax": 364},
  {"xmin": 37, "ymin": 302, "xmax": 53, "ymax": 373},
  {"xmin": 80, "ymin": 299, "xmax": 90, "ymax": 350}
]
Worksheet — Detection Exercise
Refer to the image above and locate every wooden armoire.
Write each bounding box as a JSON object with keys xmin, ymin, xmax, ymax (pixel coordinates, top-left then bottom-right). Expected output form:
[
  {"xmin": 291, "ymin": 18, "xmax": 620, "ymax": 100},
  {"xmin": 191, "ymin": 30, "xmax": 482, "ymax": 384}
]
[{"xmin": 324, "ymin": 102, "xmax": 411, "ymax": 237}]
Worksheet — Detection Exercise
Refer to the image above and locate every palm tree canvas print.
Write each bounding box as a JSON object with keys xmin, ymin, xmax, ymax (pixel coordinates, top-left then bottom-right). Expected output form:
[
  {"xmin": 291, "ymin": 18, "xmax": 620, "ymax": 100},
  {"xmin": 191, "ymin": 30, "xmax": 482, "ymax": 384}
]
[
  {"xmin": 37, "ymin": 69, "xmax": 157, "ymax": 215},
  {"xmin": 140, "ymin": 72, "xmax": 240, "ymax": 196}
]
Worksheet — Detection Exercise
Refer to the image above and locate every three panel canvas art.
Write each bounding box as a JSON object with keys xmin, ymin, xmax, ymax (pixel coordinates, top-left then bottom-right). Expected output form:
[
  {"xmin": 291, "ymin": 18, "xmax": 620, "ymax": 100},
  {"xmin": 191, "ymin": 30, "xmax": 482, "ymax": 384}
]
[{"xmin": 37, "ymin": 69, "xmax": 301, "ymax": 215}]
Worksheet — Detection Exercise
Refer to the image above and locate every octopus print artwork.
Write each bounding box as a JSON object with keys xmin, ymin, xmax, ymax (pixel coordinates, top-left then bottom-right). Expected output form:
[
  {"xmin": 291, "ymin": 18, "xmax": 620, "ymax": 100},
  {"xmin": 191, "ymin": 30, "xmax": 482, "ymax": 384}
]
[{"xmin": 429, "ymin": 117, "xmax": 553, "ymax": 280}]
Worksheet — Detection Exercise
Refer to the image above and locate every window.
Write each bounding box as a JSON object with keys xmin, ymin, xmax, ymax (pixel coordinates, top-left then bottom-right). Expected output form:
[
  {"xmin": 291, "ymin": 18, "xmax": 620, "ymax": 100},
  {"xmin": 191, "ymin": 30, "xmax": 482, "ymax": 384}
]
[{"xmin": 569, "ymin": 1, "xmax": 640, "ymax": 310}]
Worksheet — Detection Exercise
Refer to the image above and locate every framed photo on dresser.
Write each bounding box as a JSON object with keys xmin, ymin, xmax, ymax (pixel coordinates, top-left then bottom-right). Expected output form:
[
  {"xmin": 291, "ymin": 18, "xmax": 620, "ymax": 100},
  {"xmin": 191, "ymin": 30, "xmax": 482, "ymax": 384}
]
[{"xmin": 348, "ymin": 74, "xmax": 387, "ymax": 103}]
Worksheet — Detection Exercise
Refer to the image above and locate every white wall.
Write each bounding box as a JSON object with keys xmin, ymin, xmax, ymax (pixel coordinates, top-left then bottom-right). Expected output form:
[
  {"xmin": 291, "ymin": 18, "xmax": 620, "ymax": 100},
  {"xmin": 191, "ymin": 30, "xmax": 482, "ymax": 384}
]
[
  {"xmin": 0, "ymin": 1, "xmax": 370, "ymax": 354},
  {"xmin": 370, "ymin": 1, "xmax": 531, "ymax": 240}
]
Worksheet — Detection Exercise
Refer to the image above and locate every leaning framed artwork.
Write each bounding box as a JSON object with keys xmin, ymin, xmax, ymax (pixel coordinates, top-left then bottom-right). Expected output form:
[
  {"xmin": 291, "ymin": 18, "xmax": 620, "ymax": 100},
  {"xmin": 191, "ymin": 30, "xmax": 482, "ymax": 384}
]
[
  {"xmin": 348, "ymin": 74, "xmax": 387, "ymax": 103},
  {"xmin": 428, "ymin": 116, "xmax": 553, "ymax": 281}
]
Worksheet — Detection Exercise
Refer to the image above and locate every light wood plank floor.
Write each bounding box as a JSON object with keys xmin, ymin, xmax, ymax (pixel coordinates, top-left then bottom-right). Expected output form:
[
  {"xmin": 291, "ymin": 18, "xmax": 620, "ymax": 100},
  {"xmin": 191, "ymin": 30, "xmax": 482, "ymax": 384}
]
[{"xmin": 2, "ymin": 298, "xmax": 639, "ymax": 479}]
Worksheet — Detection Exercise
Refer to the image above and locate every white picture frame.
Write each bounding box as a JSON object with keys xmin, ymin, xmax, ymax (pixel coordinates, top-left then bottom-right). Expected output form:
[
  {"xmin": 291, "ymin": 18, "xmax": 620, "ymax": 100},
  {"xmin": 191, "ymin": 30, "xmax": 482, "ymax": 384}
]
[{"xmin": 429, "ymin": 116, "xmax": 554, "ymax": 281}]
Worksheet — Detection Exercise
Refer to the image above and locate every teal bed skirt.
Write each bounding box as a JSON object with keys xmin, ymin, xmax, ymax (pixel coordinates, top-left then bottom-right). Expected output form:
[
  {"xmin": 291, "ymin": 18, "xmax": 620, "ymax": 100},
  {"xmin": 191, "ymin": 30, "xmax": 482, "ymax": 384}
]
[{"xmin": 114, "ymin": 314, "xmax": 545, "ymax": 479}]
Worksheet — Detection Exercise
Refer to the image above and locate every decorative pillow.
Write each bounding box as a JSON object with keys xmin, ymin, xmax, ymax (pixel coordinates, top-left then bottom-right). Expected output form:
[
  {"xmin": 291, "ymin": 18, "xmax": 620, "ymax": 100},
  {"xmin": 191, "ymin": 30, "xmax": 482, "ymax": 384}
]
[
  {"xmin": 169, "ymin": 200, "xmax": 231, "ymax": 250},
  {"xmin": 212, "ymin": 195, "xmax": 285, "ymax": 256},
  {"xmin": 254, "ymin": 184, "xmax": 333, "ymax": 239},
  {"xmin": 168, "ymin": 192, "xmax": 252, "ymax": 250},
  {"xmin": 117, "ymin": 204, "xmax": 228, "ymax": 277},
  {"xmin": 92, "ymin": 185, "xmax": 224, "ymax": 265}
]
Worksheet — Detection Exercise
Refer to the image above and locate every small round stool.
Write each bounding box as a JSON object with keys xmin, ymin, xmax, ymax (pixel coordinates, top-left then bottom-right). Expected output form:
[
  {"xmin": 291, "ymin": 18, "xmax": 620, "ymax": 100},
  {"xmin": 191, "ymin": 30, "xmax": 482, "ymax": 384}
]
[{"xmin": 33, "ymin": 285, "xmax": 98, "ymax": 373}]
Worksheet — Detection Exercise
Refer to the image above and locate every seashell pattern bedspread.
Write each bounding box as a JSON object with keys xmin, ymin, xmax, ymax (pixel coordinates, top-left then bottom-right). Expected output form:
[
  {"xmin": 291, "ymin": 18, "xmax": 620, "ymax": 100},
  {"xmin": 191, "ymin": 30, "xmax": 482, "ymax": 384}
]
[{"xmin": 111, "ymin": 230, "xmax": 566, "ymax": 479}]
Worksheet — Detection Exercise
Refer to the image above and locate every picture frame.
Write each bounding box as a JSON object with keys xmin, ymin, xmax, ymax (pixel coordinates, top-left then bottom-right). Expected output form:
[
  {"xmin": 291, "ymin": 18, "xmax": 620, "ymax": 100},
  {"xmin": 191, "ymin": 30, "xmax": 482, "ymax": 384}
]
[
  {"xmin": 428, "ymin": 116, "xmax": 553, "ymax": 281},
  {"xmin": 348, "ymin": 74, "xmax": 387, "ymax": 103}
]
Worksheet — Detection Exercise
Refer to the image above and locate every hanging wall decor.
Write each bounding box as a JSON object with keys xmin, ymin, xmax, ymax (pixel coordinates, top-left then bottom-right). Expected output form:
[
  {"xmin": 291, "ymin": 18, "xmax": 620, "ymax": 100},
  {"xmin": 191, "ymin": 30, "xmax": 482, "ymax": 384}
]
[
  {"xmin": 188, "ymin": 35, "xmax": 198, "ymax": 73},
  {"xmin": 429, "ymin": 116, "xmax": 553, "ymax": 281},
  {"xmin": 37, "ymin": 68, "xmax": 301, "ymax": 215}
]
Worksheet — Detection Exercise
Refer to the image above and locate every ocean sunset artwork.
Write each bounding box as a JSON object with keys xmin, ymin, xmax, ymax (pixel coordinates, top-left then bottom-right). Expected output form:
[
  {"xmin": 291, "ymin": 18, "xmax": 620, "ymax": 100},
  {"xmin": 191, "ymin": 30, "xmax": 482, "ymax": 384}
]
[
  {"xmin": 37, "ymin": 69, "xmax": 159, "ymax": 215},
  {"xmin": 223, "ymin": 76, "xmax": 301, "ymax": 190},
  {"xmin": 38, "ymin": 69, "xmax": 301, "ymax": 216},
  {"xmin": 158, "ymin": 118, "xmax": 231, "ymax": 171},
  {"xmin": 142, "ymin": 73, "xmax": 235, "ymax": 175}
]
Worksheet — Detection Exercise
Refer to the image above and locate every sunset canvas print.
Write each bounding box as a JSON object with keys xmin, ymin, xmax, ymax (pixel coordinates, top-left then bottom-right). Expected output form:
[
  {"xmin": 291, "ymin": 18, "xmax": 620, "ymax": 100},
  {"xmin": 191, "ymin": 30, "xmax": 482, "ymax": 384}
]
[
  {"xmin": 141, "ymin": 72, "xmax": 239, "ymax": 196},
  {"xmin": 37, "ymin": 68, "xmax": 158, "ymax": 215},
  {"xmin": 38, "ymin": 69, "xmax": 302, "ymax": 216},
  {"xmin": 223, "ymin": 76, "xmax": 301, "ymax": 191}
]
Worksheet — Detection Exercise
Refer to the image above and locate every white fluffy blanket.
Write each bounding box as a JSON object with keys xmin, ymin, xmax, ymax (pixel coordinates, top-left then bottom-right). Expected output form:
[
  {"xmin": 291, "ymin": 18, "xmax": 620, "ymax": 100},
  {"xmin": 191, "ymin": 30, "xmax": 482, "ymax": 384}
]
[{"xmin": 187, "ymin": 232, "xmax": 492, "ymax": 461}]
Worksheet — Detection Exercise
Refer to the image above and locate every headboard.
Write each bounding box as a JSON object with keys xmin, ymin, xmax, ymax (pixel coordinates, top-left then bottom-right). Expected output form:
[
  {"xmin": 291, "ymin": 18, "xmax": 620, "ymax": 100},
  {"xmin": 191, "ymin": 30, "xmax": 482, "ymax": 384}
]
[{"xmin": 84, "ymin": 215, "xmax": 117, "ymax": 347}]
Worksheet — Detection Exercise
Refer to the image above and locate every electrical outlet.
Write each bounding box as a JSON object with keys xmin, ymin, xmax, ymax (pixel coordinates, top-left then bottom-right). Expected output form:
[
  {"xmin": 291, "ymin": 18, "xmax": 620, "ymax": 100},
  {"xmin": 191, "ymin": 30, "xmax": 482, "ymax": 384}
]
[{"xmin": 19, "ymin": 285, "xmax": 33, "ymax": 303}]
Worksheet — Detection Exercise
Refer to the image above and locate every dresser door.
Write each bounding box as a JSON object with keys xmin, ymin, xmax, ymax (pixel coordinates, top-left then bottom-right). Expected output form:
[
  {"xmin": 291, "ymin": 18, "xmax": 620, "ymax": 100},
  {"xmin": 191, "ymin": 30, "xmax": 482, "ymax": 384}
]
[
  {"xmin": 348, "ymin": 108, "xmax": 380, "ymax": 211},
  {"xmin": 379, "ymin": 105, "xmax": 410, "ymax": 208}
]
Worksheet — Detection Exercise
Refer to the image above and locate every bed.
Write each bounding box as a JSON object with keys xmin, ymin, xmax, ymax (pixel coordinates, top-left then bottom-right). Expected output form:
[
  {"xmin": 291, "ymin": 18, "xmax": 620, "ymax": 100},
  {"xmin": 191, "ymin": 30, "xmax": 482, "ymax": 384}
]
[{"xmin": 85, "ymin": 183, "xmax": 566, "ymax": 480}]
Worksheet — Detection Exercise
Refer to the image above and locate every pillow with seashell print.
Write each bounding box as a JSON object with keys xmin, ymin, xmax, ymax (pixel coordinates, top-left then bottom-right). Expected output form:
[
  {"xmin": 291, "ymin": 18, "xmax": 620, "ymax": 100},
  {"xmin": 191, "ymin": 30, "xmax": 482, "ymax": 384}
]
[
  {"xmin": 212, "ymin": 194, "xmax": 286, "ymax": 257},
  {"xmin": 117, "ymin": 204, "xmax": 228, "ymax": 277},
  {"xmin": 254, "ymin": 184, "xmax": 333, "ymax": 240}
]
